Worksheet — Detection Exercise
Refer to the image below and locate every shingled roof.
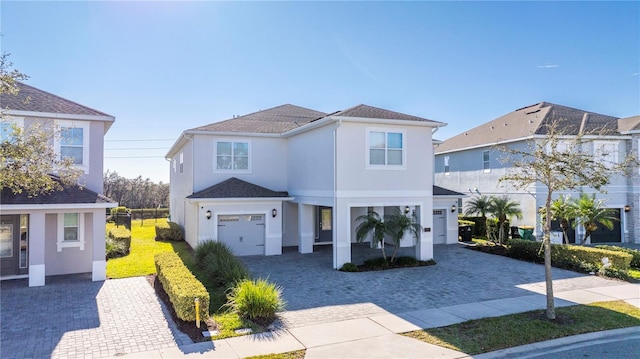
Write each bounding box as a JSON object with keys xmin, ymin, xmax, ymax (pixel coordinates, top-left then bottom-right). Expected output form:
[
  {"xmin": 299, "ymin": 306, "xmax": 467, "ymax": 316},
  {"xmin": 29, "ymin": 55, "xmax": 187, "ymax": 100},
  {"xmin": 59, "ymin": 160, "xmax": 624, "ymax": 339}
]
[
  {"xmin": 1, "ymin": 178, "xmax": 115, "ymax": 206},
  {"xmin": 335, "ymin": 104, "xmax": 437, "ymax": 123},
  {"xmin": 435, "ymin": 102, "xmax": 620, "ymax": 153},
  {"xmin": 0, "ymin": 82, "xmax": 113, "ymax": 117},
  {"xmin": 190, "ymin": 104, "xmax": 327, "ymax": 134},
  {"xmin": 188, "ymin": 178, "xmax": 289, "ymax": 199},
  {"xmin": 618, "ymin": 116, "xmax": 640, "ymax": 133},
  {"xmin": 433, "ymin": 185, "xmax": 464, "ymax": 197}
]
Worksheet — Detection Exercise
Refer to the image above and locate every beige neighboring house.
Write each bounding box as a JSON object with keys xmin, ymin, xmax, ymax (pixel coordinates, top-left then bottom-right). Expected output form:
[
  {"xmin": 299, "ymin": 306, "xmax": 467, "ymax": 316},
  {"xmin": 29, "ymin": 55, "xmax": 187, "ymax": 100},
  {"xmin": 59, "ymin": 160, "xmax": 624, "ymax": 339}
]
[
  {"xmin": 167, "ymin": 104, "xmax": 464, "ymax": 269},
  {"xmin": 0, "ymin": 83, "xmax": 117, "ymax": 286},
  {"xmin": 435, "ymin": 102, "xmax": 640, "ymax": 244}
]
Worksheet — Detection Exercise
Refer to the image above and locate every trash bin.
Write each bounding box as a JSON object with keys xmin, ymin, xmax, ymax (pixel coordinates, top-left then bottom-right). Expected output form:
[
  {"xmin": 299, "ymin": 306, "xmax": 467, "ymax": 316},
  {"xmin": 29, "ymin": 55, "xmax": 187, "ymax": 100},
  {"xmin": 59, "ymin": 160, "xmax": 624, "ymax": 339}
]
[
  {"xmin": 510, "ymin": 226, "xmax": 521, "ymax": 239},
  {"xmin": 518, "ymin": 226, "xmax": 534, "ymax": 240},
  {"xmin": 458, "ymin": 225, "xmax": 472, "ymax": 242}
]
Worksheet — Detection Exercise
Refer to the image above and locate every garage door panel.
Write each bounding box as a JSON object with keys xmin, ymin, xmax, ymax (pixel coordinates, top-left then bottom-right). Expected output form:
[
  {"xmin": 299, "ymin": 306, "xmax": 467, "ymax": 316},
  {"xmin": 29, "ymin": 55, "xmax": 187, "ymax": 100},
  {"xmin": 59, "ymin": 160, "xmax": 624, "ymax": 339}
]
[{"xmin": 218, "ymin": 214, "xmax": 265, "ymax": 256}]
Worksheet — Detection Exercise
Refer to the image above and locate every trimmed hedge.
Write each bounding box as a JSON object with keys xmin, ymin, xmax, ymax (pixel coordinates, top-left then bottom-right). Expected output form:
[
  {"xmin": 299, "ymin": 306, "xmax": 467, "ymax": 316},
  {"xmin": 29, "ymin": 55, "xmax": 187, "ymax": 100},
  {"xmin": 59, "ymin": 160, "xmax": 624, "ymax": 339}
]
[
  {"xmin": 155, "ymin": 252, "xmax": 209, "ymax": 322},
  {"xmin": 508, "ymin": 239, "xmax": 633, "ymax": 272},
  {"xmin": 595, "ymin": 245, "xmax": 640, "ymax": 269},
  {"xmin": 106, "ymin": 226, "xmax": 131, "ymax": 258},
  {"xmin": 155, "ymin": 221, "xmax": 184, "ymax": 241}
]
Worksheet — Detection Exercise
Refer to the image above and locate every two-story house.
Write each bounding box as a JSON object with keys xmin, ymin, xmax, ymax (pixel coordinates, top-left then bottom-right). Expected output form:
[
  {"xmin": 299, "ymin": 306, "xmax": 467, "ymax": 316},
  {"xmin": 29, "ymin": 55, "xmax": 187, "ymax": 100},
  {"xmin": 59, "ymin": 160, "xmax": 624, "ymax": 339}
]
[
  {"xmin": 0, "ymin": 83, "xmax": 117, "ymax": 286},
  {"xmin": 434, "ymin": 102, "xmax": 638, "ymax": 244},
  {"xmin": 166, "ymin": 104, "xmax": 462, "ymax": 269}
]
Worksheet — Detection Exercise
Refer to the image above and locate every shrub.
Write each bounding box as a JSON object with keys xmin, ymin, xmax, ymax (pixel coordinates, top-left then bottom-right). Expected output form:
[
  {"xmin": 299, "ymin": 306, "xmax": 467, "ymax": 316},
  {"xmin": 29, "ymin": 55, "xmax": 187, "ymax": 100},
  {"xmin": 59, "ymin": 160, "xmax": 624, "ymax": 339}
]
[
  {"xmin": 363, "ymin": 257, "xmax": 390, "ymax": 269},
  {"xmin": 508, "ymin": 239, "xmax": 632, "ymax": 272},
  {"xmin": 194, "ymin": 240, "xmax": 249, "ymax": 288},
  {"xmin": 340, "ymin": 262, "xmax": 359, "ymax": 272},
  {"xmin": 155, "ymin": 252, "xmax": 209, "ymax": 322},
  {"xmin": 155, "ymin": 221, "xmax": 184, "ymax": 241},
  {"xmin": 106, "ymin": 226, "xmax": 131, "ymax": 258},
  {"xmin": 395, "ymin": 256, "xmax": 419, "ymax": 266},
  {"xmin": 110, "ymin": 206, "xmax": 129, "ymax": 216},
  {"xmin": 226, "ymin": 278, "xmax": 285, "ymax": 321},
  {"xmin": 595, "ymin": 245, "xmax": 640, "ymax": 268},
  {"xmin": 460, "ymin": 216, "xmax": 486, "ymax": 237}
]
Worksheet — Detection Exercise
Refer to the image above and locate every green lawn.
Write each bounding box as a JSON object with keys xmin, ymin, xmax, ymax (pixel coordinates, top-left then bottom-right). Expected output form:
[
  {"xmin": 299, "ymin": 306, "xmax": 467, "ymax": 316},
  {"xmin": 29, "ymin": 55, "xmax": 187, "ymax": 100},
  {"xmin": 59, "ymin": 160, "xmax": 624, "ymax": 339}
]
[
  {"xmin": 403, "ymin": 300, "xmax": 640, "ymax": 355},
  {"xmin": 106, "ymin": 219, "xmax": 190, "ymax": 278}
]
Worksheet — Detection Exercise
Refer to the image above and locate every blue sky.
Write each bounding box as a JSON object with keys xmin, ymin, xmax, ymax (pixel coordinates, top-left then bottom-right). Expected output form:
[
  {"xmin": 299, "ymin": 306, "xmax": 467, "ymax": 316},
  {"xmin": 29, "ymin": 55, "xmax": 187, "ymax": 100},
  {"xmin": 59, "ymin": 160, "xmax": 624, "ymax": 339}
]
[{"xmin": 2, "ymin": 1, "xmax": 638, "ymax": 183}]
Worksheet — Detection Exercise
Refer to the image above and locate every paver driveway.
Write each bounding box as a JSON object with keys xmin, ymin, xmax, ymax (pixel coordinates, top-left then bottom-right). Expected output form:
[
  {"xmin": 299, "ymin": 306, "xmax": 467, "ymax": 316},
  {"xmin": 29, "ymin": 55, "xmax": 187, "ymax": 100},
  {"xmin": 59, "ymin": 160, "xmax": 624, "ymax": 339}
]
[{"xmin": 240, "ymin": 244, "xmax": 622, "ymax": 327}]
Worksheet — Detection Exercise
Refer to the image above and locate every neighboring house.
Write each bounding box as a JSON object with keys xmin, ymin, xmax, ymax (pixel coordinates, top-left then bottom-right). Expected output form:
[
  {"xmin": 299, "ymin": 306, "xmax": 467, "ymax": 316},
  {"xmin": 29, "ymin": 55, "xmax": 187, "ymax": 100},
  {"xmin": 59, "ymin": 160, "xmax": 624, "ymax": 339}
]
[
  {"xmin": 434, "ymin": 102, "xmax": 639, "ymax": 244},
  {"xmin": 0, "ymin": 82, "xmax": 117, "ymax": 286},
  {"xmin": 166, "ymin": 104, "xmax": 462, "ymax": 269}
]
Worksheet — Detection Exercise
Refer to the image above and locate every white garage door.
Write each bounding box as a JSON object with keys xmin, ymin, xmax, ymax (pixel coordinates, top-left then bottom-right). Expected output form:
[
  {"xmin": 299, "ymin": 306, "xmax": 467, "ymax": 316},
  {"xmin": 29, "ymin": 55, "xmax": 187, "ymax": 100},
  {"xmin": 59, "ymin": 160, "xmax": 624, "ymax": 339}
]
[
  {"xmin": 433, "ymin": 209, "xmax": 446, "ymax": 244},
  {"xmin": 218, "ymin": 214, "xmax": 265, "ymax": 256}
]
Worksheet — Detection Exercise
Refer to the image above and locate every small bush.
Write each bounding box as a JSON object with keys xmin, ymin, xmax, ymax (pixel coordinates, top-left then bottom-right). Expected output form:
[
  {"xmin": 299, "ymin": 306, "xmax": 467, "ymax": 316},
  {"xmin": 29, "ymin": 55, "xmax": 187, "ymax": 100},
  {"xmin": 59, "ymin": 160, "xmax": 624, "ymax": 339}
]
[
  {"xmin": 106, "ymin": 226, "xmax": 131, "ymax": 258},
  {"xmin": 110, "ymin": 206, "xmax": 129, "ymax": 217},
  {"xmin": 595, "ymin": 245, "xmax": 640, "ymax": 269},
  {"xmin": 395, "ymin": 256, "xmax": 419, "ymax": 266},
  {"xmin": 226, "ymin": 278, "xmax": 285, "ymax": 321},
  {"xmin": 155, "ymin": 252, "xmax": 209, "ymax": 322},
  {"xmin": 340, "ymin": 262, "xmax": 359, "ymax": 272},
  {"xmin": 194, "ymin": 240, "xmax": 249, "ymax": 288},
  {"xmin": 155, "ymin": 221, "xmax": 184, "ymax": 241},
  {"xmin": 363, "ymin": 257, "xmax": 390, "ymax": 269}
]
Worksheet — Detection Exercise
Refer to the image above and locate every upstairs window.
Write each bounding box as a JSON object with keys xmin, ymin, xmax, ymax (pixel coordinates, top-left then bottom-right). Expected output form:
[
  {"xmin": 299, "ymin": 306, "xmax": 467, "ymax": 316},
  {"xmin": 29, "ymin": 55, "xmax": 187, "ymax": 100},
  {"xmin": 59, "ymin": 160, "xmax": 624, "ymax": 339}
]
[
  {"xmin": 482, "ymin": 150, "xmax": 490, "ymax": 172},
  {"xmin": 179, "ymin": 153, "xmax": 184, "ymax": 174},
  {"xmin": 216, "ymin": 141, "xmax": 249, "ymax": 170},
  {"xmin": 368, "ymin": 130, "xmax": 404, "ymax": 167},
  {"xmin": 55, "ymin": 121, "xmax": 89, "ymax": 173},
  {"xmin": 444, "ymin": 156, "xmax": 450, "ymax": 174},
  {"xmin": 594, "ymin": 141, "xmax": 618, "ymax": 168},
  {"xmin": 1, "ymin": 118, "xmax": 23, "ymax": 142}
]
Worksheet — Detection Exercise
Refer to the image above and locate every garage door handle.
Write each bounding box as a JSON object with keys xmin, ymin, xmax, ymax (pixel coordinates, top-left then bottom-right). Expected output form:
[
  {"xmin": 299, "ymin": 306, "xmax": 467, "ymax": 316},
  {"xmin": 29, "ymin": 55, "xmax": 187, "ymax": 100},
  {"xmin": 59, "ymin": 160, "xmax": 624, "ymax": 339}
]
[
  {"xmin": 218, "ymin": 225, "xmax": 226, "ymax": 227},
  {"xmin": 257, "ymin": 223, "xmax": 265, "ymax": 226},
  {"xmin": 257, "ymin": 244, "xmax": 264, "ymax": 247}
]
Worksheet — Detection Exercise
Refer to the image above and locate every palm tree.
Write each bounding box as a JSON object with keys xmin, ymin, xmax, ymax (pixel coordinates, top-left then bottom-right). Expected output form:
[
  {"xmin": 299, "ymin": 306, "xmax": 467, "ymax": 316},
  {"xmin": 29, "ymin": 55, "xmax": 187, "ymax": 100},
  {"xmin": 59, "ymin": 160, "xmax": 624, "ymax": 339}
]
[
  {"xmin": 384, "ymin": 207, "xmax": 422, "ymax": 262},
  {"xmin": 572, "ymin": 193, "xmax": 617, "ymax": 244},
  {"xmin": 355, "ymin": 211, "xmax": 388, "ymax": 260},
  {"xmin": 486, "ymin": 195, "xmax": 523, "ymax": 245},
  {"xmin": 549, "ymin": 195, "xmax": 575, "ymax": 244},
  {"xmin": 464, "ymin": 195, "xmax": 491, "ymax": 237}
]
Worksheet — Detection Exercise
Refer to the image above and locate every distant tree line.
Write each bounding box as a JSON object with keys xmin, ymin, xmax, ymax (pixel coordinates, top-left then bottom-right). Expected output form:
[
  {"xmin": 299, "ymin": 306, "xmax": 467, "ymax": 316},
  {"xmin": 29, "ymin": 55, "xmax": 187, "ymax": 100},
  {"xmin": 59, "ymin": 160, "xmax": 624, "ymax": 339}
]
[{"xmin": 103, "ymin": 170, "xmax": 169, "ymax": 209}]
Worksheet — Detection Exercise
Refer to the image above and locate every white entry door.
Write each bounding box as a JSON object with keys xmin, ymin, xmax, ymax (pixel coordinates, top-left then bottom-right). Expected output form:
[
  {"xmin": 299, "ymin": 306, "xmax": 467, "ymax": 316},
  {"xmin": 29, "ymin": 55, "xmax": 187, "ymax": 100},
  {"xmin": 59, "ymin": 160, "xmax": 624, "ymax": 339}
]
[
  {"xmin": 432, "ymin": 209, "xmax": 447, "ymax": 244},
  {"xmin": 218, "ymin": 214, "xmax": 265, "ymax": 256}
]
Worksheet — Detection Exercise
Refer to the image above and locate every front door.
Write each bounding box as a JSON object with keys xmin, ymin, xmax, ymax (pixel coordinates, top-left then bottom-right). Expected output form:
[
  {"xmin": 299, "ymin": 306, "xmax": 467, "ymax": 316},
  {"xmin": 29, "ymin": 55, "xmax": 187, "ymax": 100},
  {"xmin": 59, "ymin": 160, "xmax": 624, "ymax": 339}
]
[
  {"xmin": 317, "ymin": 207, "xmax": 332, "ymax": 243},
  {"xmin": 0, "ymin": 215, "xmax": 22, "ymax": 276}
]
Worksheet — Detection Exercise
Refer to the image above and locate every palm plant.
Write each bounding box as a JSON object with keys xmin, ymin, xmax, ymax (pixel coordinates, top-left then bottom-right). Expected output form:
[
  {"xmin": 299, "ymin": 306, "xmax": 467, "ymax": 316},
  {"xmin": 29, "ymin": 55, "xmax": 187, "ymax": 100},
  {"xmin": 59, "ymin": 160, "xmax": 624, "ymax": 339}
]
[
  {"xmin": 486, "ymin": 195, "xmax": 523, "ymax": 245},
  {"xmin": 384, "ymin": 207, "xmax": 422, "ymax": 262},
  {"xmin": 355, "ymin": 211, "xmax": 388, "ymax": 260},
  {"xmin": 549, "ymin": 195, "xmax": 575, "ymax": 244},
  {"xmin": 572, "ymin": 193, "xmax": 617, "ymax": 244},
  {"xmin": 464, "ymin": 195, "xmax": 491, "ymax": 237}
]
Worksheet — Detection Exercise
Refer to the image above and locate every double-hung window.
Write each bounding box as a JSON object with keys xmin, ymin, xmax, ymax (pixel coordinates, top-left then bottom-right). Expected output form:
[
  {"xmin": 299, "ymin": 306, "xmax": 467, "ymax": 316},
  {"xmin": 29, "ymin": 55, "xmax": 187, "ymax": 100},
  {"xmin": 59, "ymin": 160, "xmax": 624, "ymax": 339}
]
[
  {"xmin": 55, "ymin": 120, "xmax": 89, "ymax": 173},
  {"xmin": 0, "ymin": 118, "xmax": 23, "ymax": 142},
  {"xmin": 216, "ymin": 141, "xmax": 249, "ymax": 171},
  {"xmin": 57, "ymin": 213, "xmax": 84, "ymax": 251},
  {"xmin": 482, "ymin": 150, "xmax": 490, "ymax": 172},
  {"xmin": 444, "ymin": 156, "xmax": 450, "ymax": 174},
  {"xmin": 368, "ymin": 130, "xmax": 404, "ymax": 167}
]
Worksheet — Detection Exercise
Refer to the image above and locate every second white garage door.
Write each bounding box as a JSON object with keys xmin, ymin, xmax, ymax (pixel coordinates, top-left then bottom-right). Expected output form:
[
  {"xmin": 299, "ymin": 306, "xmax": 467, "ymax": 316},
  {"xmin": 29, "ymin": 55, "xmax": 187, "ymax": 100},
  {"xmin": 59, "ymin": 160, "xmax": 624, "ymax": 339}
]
[{"xmin": 218, "ymin": 214, "xmax": 265, "ymax": 256}]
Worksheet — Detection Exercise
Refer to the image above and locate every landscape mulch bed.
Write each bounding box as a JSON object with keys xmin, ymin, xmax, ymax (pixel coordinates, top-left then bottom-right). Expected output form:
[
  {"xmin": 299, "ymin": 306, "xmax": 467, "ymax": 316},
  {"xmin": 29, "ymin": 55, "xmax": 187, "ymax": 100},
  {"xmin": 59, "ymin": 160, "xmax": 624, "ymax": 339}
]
[{"xmin": 146, "ymin": 274, "xmax": 217, "ymax": 343}]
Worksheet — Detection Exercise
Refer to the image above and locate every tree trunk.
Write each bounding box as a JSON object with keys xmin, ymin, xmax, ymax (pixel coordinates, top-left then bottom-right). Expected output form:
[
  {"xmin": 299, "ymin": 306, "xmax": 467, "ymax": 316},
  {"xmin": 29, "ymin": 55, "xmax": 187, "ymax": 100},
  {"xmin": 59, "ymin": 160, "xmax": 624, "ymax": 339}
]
[{"xmin": 544, "ymin": 195, "xmax": 556, "ymax": 320}]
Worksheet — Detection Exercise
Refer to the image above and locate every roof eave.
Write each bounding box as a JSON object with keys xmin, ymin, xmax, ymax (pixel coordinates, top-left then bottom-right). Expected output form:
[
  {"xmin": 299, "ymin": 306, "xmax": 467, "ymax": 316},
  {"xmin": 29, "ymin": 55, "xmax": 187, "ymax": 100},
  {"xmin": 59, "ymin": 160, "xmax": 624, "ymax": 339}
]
[
  {"xmin": 3, "ymin": 109, "xmax": 115, "ymax": 122},
  {"xmin": 0, "ymin": 202, "xmax": 118, "ymax": 211},
  {"xmin": 330, "ymin": 115, "xmax": 446, "ymax": 128},
  {"xmin": 186, "ymin": 196, "xmax": 295, "ymax": 203}
]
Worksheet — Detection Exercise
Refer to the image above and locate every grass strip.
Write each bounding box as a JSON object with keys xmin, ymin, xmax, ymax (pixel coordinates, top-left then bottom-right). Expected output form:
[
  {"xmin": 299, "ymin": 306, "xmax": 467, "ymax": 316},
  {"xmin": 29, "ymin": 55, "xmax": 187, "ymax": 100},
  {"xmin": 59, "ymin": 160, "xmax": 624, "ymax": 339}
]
[{"xmin": 403, "ymin": 300, "xmax": 640, "ymax": 355}]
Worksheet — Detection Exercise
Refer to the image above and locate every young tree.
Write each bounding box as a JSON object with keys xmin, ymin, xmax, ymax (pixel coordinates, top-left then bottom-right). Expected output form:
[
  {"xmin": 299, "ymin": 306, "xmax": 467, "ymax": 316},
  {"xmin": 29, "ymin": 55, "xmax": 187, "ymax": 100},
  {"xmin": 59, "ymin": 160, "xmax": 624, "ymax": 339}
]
[
  {"xmin": 1, "ymin": 53, "xmax": 81, "ymax": 196},
  {"xmin": 384, "ymin": 207, "xmax": 422, "ymax": 262},
  {"xmin": 572, "ymin": 193, "xmax": 617, "ymax": 244},
  {"xmin": 498, "ymin": 121, "xmax": 635, "ymax": 320},
  {"xmin": 486, "ymin": 195, "xmax": 522, "ymax": 245},
  {"xmin": 464, "ymin": 194, "xmax": 491, "ymax": 236},
  {"xmin": 355, "ymin": 211, "xmax": 388, "ymax": 260}
]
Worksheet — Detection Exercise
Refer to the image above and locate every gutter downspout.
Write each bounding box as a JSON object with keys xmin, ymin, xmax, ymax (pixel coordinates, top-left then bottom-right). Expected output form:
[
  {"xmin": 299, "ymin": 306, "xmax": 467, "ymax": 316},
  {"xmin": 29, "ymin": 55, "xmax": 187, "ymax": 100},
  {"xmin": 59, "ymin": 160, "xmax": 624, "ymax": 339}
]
[{"xmin": 333, "ymin": 119, "xmax": 342, "ymax": 268}]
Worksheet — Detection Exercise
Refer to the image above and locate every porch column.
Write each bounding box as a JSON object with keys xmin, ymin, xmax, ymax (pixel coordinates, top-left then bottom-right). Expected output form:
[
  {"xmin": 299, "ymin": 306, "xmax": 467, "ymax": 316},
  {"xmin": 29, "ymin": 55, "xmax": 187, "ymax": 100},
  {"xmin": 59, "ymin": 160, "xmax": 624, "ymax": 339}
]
[
  {"xmin": 28, "ymin": 211, "xmax": 45, "ymax": 287},
  {"xmin": 415, "ymin": 202, "xmax": 434, "ymax": 261},
  {"xmin": 333, "ymin": 201, "xmax": 350, "ymax": 269},
  {"xmin": 298, "ymin": 204, "xmax": 314, "ymax": 254},
  {"xmin": 92, "ymin": 209, "xmax": 106, "ymax": 281}
]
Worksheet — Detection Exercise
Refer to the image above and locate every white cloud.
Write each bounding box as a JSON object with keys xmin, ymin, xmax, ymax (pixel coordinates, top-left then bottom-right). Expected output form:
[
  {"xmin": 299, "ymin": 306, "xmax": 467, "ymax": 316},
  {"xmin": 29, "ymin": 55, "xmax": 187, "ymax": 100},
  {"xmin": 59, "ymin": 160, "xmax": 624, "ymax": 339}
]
[
  {"xmin": 537, "ymin": 64, "xmax": 559, "ymax": 69},
  {"xmin": 630, "ymin": 72, "xmax": 640, "ymax": 76}
]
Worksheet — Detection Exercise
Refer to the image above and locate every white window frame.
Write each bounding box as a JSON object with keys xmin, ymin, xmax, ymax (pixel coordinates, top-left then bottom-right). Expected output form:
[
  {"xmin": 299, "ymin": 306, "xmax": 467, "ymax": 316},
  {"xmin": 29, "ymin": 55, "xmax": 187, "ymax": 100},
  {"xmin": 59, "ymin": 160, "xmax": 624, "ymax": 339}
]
[
  {"xmin": 0, "ymin": 117, "xmax": 24, "ymax": 142},
  {"xmin": 54, "ymin": 120, "xmax": 90, "ymax": 174},
  {"xmin": 57, "ymin": 213, "xmax": 85, "ymax": 252},
  {"xmin": 444, "ymin": 156, "xmax": 450, "ymax": 175},
  {"xmin": 482, "ymin": 150, "xmax": 490, "ymax": 173},
  {"xmin": 214, "ymin": 139, "xmax": 251, "ymax": 173},
  {"xmin": 366, "ymin": 128, "xmax": 406, "ymax": 170},
  {"xmin": 179, "ymin": 153, "xmax": 184, "ymax": 174}
]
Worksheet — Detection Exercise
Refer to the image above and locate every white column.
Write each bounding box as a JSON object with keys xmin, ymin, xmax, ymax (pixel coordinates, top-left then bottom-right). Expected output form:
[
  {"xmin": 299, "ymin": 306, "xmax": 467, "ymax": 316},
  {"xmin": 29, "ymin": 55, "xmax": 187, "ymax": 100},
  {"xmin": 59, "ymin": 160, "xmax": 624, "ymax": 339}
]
[
  {"xmin": 333, "ymin": 201, "xmax": 351, "ymax": 269},
  {"xmin": 92, "ymin": 209, "xmax": 106, "ymax": 281},
  {"xmin": 298, "ymin": 204, "xmax": 314, "ymax": 254},
  {"xmin": 28, "ymin": 211, "xmax": 46, "ymax": 287},
  {"xmin": 415, "ymin": 201, "xmax": 434, "ymax": 261}
]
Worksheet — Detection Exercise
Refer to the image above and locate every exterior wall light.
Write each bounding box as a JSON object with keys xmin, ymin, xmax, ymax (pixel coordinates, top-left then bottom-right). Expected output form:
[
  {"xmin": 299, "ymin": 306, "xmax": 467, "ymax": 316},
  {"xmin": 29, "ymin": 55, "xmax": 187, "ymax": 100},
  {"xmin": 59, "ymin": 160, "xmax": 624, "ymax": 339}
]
[
  {"xmin": 404, "ymin": 206, "xmax": 410, "ymax": 214},
  {"xmin": 624, "ymin": 205, "xmax": 631, "ymax": 212},
  {"xmin": 272, "ymin": 208, "xmax": 277, "ymax": 218},
  {"xmin": 205, "ymin": 210, "xmax": 212, "ymax": 220},
  {"xmin": 451, "ymin": 204, "xmax": 457, "ymax": 213}
]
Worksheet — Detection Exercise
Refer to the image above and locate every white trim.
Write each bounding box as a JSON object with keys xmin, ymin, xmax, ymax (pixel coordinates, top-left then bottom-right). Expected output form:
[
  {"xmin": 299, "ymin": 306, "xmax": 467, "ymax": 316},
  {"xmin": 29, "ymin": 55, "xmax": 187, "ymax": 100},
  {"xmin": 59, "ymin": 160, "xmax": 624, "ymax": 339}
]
[
  {"xmin": 337, "ymin": 190, "xmax": 431, "ymax": 198},
  {"xmin": 92, "ymin": 260, "xmax": 106, "ymax": 281},
  {"xmin": 213, "ymin": 139, "xmax": 252, "ymax": 173},
  {"xmin": 0, "ymin": 203, "xmax": 117, "ymax": 211},
  {"xmin": 57, "ymin": 213, "xmax": 85, "ymax": 252},
  {"xmin": 29, "ymin": 264, "xmax": 45, "ymax": 287},
  {"xmin": 0, "ymin": 274, "xmax": 29, "ymax": 281},
  {"xmin": 3, "ymin": 109, "xmax": 114, "ymax": 122},
  {"xmin": 54, "ymin": 120, "xmax": 90, "ymax": 174},
  {"xmin": 187, "ymin": 197, "xmax": 294, "ymax": 204},
  {"xmin": 331, "ymin": 115, "xmax": 444, "ymax": 128}
]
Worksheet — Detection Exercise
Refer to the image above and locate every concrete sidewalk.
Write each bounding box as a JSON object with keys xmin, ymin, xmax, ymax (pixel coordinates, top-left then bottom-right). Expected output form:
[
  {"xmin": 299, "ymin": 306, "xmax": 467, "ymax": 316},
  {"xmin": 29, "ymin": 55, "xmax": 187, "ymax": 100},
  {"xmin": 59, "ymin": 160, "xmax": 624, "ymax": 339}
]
[{"xmin": 125, "ymin": 282, "xmax": 640, "ymax": 358}]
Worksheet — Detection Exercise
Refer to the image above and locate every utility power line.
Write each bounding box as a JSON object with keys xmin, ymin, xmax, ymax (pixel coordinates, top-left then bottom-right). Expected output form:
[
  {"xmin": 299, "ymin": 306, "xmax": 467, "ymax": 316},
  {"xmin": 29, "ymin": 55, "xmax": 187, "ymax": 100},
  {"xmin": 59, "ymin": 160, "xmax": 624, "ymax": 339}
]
[
  {"xmin": 105, "ymin": 155, "xmax": 166, "ymax": 159},
  {"xmin": 105, "ymin": 138, "xmax": 175, "ymax": 142},
  {"xmin": 105, "ymin": 147, "xmax": 168, "ymax": 150}
]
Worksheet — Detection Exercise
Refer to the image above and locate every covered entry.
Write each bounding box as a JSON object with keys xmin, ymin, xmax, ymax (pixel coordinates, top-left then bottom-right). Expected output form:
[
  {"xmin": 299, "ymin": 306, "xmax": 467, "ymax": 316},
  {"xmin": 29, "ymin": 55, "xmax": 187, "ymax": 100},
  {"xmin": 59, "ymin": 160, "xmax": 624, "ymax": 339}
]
[
  {"xmin": 217, "ymin": 214, "xmax": 266, "ymax": 256},
  {"xmin": 0, "ymin": 215, "xmax": 28, "ymax": 277}
]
